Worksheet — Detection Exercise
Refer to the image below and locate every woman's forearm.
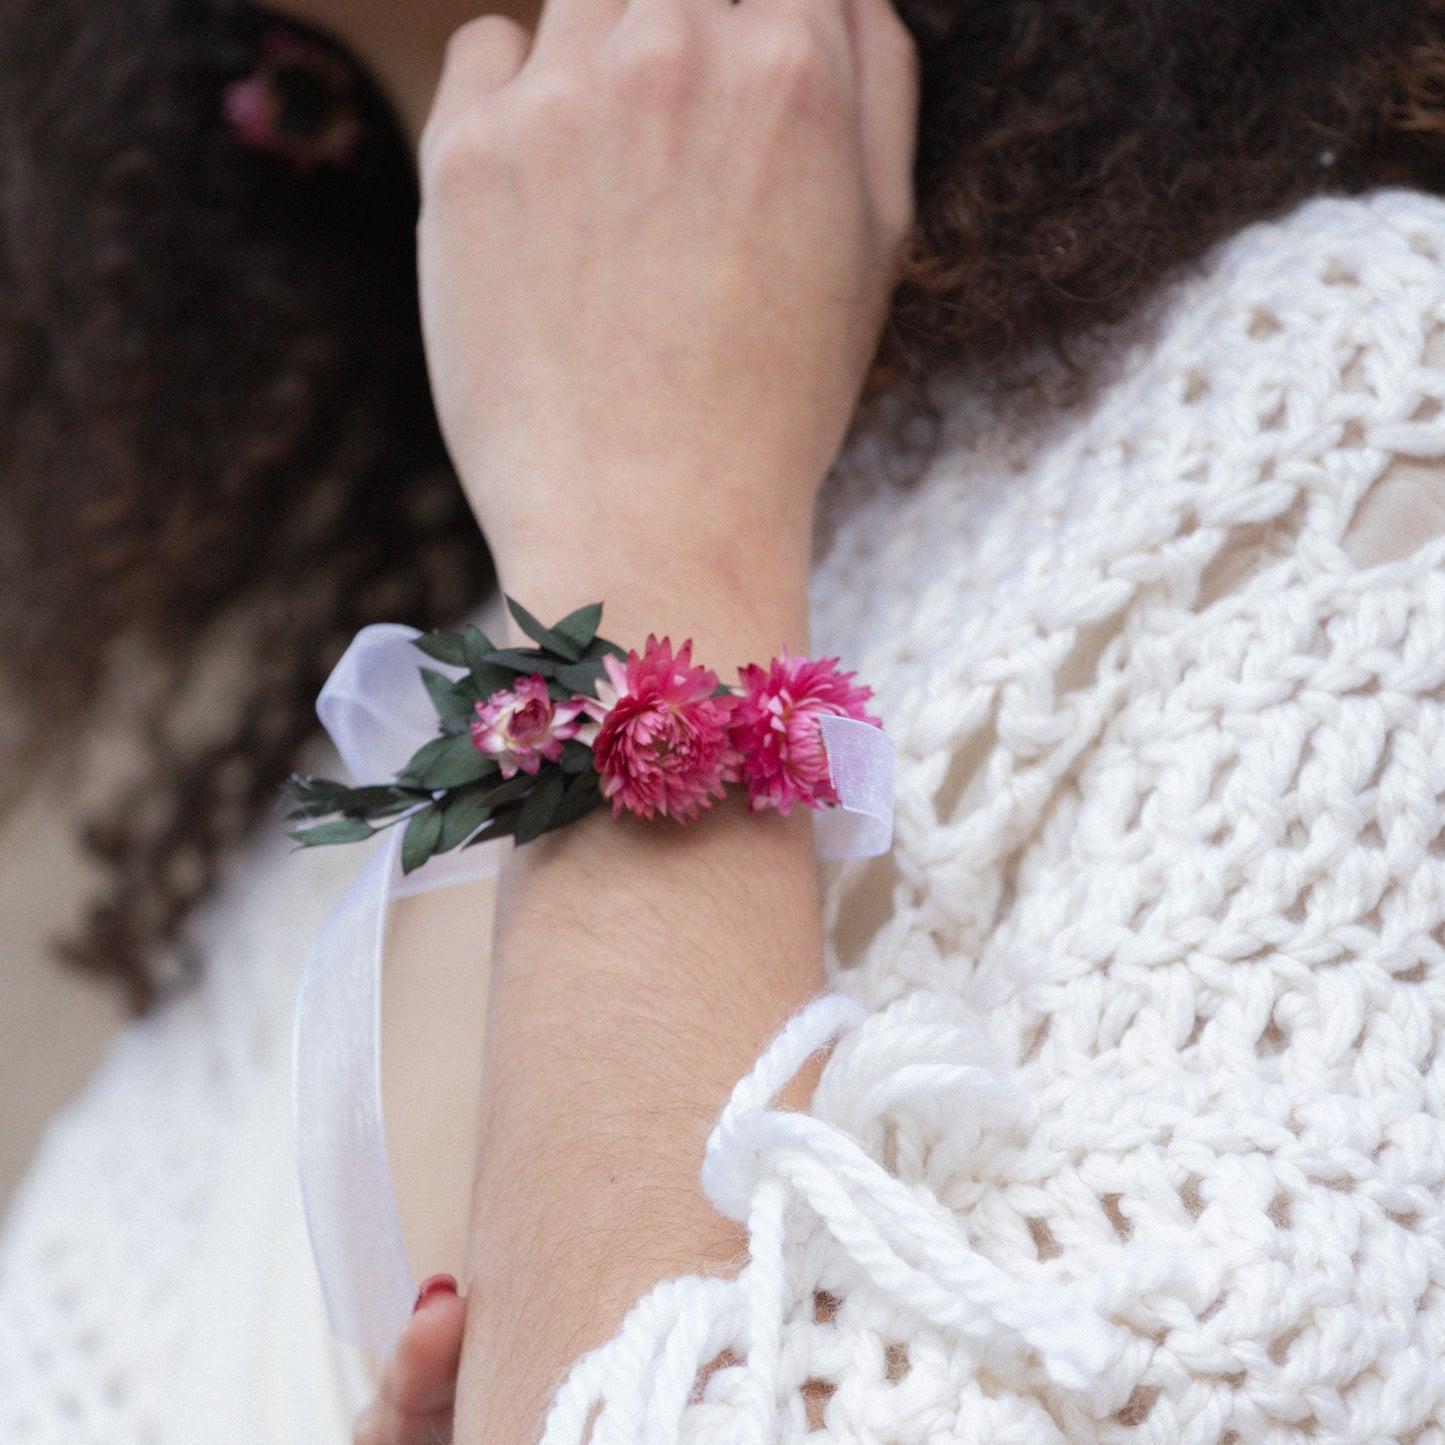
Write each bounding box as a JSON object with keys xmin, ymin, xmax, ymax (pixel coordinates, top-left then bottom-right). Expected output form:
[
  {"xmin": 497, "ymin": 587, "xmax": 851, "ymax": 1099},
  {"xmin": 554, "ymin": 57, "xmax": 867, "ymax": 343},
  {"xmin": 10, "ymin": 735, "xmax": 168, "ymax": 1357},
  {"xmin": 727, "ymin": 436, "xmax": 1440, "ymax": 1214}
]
[{"xmin": 451, "ymin": 573, "xmax": 829, "ymax": 1445}]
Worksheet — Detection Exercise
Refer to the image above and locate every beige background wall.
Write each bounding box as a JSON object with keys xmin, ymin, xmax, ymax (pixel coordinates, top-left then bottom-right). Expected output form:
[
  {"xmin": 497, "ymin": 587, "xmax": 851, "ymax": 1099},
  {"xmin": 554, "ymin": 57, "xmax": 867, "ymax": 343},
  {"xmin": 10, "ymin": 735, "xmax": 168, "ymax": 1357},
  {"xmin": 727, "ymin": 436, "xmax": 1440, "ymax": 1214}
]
[{"xmin": 0, "ymin": 773, "xmax": 127, "ymax": 1213}]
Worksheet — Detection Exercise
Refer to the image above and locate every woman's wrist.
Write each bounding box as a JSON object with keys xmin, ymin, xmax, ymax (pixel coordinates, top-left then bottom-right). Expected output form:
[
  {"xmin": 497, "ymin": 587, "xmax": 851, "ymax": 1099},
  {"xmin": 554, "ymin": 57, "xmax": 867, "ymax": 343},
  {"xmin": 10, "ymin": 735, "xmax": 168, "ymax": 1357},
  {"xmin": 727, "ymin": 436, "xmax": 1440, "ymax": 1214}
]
[
  {"xmin": 461, "ymin": 748, "xmax": 827, "ymax": 1445},
  {"xmin": 496, "ymin": 552, "xmax": 813, "ymax": 666}
]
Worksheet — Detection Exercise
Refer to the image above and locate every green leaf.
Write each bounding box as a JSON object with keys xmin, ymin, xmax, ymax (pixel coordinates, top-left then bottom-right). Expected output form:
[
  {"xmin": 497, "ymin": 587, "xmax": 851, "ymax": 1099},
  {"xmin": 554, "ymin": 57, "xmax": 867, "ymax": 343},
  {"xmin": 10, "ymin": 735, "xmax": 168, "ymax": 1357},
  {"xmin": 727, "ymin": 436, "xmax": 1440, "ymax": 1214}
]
[
  {"xmin": 396, "ymin": 734, "xmax": 456, "ymax": 785},
  {"xmin": 336, "ymin": 784, "xmax": 429, "ymax": 818},
  {"xmin": 476, "ymin": 772, "xmax": 536, "ymax": 809},
  {"xmin": 551, "ymin": 602, "xmax": 603, "ymax": 656},
  {"xmin": 290, "ymin": 817, "xmax": 378, "ymax": 847},
  {"xmin": 582, "ymin": 635, "xmax": 628, "ymax": 663},
  {"xmin": 445, "ymin": 674, "xmax": 482, "ymax": 711},
  {"xmin": 540, "ymin": 770, "xmax": 603, "ymax": 835},
  {"xmin": 413, "ymin": 631, "xmax": 469, "ymax": 667},
  {"xmin": 435, "ymin": 784, "xmax": 496, "ymax": 853},
  {"xmin": 461, "ymin": 625, "xmax": 497, "ymax": 681},
  {"xmin": 505, "ymin": 595, "xmax": 582, "ymax": 662},
  {"xmin": 485, "ymin": 649, "xmax": 557, "ymax": 678},
  {"xmin": 412, "ymin": 733, "xmax": 502, "ymax": 790},
  {"xmin": 422, "ymin": 667, "xmax": 472, "ymax": 720},
  {"xmin": 558, "ymin": 739, "xmax": 594, "ymax": 774},
  {"xmin": 281, "ymin": 775, "xmax": 352, "ymax": 816},
  {"xmin": 462, "ymin": 808, "xmax": 521, "ymax": 847},
  {"xmin": 401, "ymin": 805, "xmax": 444, "ymax": 874},
  {"xmin": 555, "ymin": 659, "xmax": 608, "ymax": 695},
  {"xmin": 514, "ymin": 768, "xmax": 566, "ymax": 844},
  {"xmin": 471, "ymin": 662, "xmax": 524, "ymax": 698}
]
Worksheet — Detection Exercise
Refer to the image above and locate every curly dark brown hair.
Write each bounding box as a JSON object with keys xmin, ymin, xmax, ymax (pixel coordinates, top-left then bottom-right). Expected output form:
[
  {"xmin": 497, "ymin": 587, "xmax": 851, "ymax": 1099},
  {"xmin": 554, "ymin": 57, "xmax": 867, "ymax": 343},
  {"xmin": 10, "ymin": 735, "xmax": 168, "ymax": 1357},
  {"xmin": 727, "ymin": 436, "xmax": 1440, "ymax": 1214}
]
[{"xmin": 4, "ymin": 0, "xmax": 1444, "ymax": 1014}]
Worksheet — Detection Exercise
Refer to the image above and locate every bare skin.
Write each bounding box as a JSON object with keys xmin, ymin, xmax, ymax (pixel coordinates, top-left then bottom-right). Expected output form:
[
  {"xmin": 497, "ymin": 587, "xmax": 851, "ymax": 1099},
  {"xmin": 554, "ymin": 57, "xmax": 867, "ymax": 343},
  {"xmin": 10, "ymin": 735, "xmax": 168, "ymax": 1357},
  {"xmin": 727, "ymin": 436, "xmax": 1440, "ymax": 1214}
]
[{"xmin": 258, "ymin": 2, "xmax": 919, "ymax": 1444}]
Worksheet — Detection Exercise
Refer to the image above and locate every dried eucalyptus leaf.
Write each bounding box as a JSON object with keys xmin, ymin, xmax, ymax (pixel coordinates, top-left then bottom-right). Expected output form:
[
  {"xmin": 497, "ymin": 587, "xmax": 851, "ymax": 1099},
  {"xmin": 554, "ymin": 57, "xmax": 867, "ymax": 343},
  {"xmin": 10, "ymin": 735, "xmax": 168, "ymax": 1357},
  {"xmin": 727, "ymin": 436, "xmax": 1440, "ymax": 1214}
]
[
  {"xmin": 471, "ymin": 662, "xmax": 522, "ymax": 698},
  {"xmin": 514, "ymin": 769, "xmax": 567, "ymax": 844},
  {"xmin": 436, "ymin": 786, "xmax": 496, "ymax": 853},
  {"xmin": 415, "ymin": 734, "xmax": 501, "ymax": 790},
  {"xmin": 551, "ymin": 602, "xmax": 603, "ymax": 656},
  {"xmin": 414, "ymin": 632, "xmax": 469, "ymax": 667},
  {"xmin": 401, "ymin": 805, "xmax": 444, "ymax": 874},
  {"xmin": 485, "ymin": 649, "xmax": 557, "ymax": 678},
  {"xmin": 506, "ymin": 596, "xmax": 581, "ymax": 662},
  {"xmin": 463, "ymin": 808, "xmax": 521, "ymax": 847},
  {"xmin": 477, "ymin": 773, "xmax": 536, "ymax": 809},
  {"xmin": 556, "ymin": 659, "xmax": 607, "ymax": 694},
  {"xmin": 541, "ymin": 771, "xmax": 603, "ymax": 834},
  {"xmin": 292, "ymin": 818, "xmax": 378, "ymax": 847},
  {"xmin": 558, "ymin": 739, "xmax": 594, "ymax": 774},
  {"xmin": 282, "ymin": 775, "xmax": 351, "ymax": 809},
  {"xmin": 396, "ymin": 734, "xmax": 455, "ymax": 784},
  {"xmin": 422, "ymin": 667, "xmax": 471, "ymax": 719}
]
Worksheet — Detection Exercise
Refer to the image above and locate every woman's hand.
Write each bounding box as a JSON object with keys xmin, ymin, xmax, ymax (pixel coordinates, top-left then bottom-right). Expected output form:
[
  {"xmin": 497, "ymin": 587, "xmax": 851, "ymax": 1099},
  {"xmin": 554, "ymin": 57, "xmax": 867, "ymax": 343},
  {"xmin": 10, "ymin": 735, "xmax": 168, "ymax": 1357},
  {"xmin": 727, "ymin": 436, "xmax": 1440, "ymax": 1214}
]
[
  {"xmin": 416, "ymin": 0, "xmax": 919, "ymax": 622},
  {"xmin": 352, "ymin": 1276, "xmax": 467, "ymax": 1445}
]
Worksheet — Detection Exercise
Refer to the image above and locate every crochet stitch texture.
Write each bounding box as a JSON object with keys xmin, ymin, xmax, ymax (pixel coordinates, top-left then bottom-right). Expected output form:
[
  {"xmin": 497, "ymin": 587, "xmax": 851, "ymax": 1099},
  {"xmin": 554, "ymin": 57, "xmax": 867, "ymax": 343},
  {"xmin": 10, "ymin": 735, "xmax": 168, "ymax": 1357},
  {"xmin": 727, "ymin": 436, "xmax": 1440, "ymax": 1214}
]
[{"xmin": 4, "ymin": 187, "xmax": 1445, "ymax": 1442}]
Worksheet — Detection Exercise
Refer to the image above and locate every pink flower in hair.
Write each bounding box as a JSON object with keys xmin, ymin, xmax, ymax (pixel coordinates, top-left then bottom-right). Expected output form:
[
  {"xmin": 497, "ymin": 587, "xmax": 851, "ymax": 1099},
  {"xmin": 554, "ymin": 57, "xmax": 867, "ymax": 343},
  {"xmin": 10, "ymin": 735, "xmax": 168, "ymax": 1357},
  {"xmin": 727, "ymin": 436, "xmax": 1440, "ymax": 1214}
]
[
  {"xmin": 589, "ymin": 637, "xmax": 741, "ymax": 821},
  {"xmin": 223, "ymin": 28, "xmax": 364, "ymax": 173},
  {"xmin": 470, "ymin": 673, "xmax": 587, "ymax": 779},
  {"xmin": 731, "ymin": 650, "xmax": 879, "ymax": 814}
]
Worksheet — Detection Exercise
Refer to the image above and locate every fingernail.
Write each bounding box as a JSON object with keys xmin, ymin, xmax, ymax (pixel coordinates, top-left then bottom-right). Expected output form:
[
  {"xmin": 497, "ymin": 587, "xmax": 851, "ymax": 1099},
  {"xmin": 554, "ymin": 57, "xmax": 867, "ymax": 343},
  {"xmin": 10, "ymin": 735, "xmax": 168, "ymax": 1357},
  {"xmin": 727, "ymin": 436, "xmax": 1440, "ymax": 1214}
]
[{"xmin": 412, "ymin": 1273, "xmax": 458, "ymax": 1314}]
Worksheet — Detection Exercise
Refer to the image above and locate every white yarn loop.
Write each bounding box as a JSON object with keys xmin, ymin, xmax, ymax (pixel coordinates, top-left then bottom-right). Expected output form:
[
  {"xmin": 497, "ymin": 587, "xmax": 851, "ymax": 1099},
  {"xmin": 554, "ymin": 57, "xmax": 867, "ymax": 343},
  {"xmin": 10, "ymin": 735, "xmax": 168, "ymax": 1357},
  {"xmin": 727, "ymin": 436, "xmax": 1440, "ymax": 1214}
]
[
  {"xmin": 701, "ymin": 991, "xmax": 870, "ymax": 1222},
  {"xmin": 541, "ymin": 991, "xmax": 1124, "ymax": 1443}
]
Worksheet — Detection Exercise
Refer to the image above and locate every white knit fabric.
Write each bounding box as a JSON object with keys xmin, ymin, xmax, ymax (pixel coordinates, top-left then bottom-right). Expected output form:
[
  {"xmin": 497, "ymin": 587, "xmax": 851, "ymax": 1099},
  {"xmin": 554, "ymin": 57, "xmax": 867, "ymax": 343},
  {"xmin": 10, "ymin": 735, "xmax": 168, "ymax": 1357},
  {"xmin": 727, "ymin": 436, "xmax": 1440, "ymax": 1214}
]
[{"xmin": 5, "ymin": 185, "xmax": 1445, "ymax": 1443}]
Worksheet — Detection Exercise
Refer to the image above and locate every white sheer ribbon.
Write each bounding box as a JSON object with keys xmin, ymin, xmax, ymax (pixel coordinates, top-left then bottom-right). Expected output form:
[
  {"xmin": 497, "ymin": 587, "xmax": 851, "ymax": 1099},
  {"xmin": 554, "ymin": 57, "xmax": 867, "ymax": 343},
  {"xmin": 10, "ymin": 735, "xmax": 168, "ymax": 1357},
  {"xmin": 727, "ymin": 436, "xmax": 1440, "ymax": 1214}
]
[{"xmin": 293, "ymin": 624, "xmax": 896, "ymax": 1352}]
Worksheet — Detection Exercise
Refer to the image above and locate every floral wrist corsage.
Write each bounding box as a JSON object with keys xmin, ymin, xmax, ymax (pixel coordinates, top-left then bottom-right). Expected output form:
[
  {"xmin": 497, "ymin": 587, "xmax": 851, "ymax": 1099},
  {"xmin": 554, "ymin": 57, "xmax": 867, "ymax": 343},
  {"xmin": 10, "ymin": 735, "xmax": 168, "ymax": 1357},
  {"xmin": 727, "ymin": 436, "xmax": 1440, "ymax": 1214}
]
[{"xmin": 283, "ymin": 597, "xmax": 881, "ymax": 874}]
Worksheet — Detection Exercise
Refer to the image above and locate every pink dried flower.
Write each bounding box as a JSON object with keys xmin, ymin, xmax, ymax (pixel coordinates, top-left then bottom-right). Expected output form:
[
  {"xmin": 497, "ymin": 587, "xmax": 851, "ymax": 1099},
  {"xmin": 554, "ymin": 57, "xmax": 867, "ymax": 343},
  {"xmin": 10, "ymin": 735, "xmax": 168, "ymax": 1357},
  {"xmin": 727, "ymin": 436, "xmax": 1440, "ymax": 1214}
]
[
  {"xmin": 731, "ymin": 649, "xmax": 880, "ymax": 814},
  {"xmin": 223, "ymin": 28, "xmax": 363, "ymax": 173},
  {"xmin": 470, "ymin": 673, "xmax": 587, "ymax": 779},
  {"xmin": 590, "ymin": 637, "xmax": 741, "ymax": 821}
]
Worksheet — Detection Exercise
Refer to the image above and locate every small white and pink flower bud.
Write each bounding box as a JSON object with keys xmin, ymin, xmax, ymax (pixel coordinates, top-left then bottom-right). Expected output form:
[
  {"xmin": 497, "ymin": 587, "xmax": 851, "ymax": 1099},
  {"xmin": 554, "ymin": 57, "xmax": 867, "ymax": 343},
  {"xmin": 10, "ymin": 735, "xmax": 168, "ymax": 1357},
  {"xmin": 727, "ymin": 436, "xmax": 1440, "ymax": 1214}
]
[{"xmin": 469, "ymin": 673, "xmax": 588, "ymax": 779}]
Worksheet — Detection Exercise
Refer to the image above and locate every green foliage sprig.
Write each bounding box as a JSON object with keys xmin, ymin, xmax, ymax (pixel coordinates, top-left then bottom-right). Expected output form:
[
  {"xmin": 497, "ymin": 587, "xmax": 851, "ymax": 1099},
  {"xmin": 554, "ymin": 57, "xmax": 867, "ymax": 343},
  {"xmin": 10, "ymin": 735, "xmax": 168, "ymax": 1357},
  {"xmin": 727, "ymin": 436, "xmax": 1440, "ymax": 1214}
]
[{"xmin": 282, "ymin": 599, "xmax": 624, "ymax": 873}]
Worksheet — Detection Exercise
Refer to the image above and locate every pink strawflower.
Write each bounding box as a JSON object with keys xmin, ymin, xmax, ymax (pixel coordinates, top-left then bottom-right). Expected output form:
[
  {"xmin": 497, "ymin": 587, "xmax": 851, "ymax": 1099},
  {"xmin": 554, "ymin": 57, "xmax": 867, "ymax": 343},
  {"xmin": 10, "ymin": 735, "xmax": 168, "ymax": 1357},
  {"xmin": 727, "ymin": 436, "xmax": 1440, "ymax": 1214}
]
[
  {"xmin": 589, "ymin": 637, "xmax": 741, "ymax": 821},
  {"xmin": 223, "ymin": 28, "xmax": 363, "ymax": 173},
  {"xmin": 731, "ymin": 649, "xmax": 880, "ymax": 814},
  {"xmin": 470, "ymin": 673, "xmax": 587, "ymax": 779}
]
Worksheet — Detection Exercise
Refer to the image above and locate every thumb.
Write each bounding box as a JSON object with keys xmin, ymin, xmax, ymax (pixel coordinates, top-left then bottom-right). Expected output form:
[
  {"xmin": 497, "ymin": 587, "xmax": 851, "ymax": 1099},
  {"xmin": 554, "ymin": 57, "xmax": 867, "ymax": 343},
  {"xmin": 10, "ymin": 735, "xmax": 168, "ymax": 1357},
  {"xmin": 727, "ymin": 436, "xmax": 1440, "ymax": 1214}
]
[{"xmin": 352, "ymin": 1276, "xmax": 467, "ymax": 1445}]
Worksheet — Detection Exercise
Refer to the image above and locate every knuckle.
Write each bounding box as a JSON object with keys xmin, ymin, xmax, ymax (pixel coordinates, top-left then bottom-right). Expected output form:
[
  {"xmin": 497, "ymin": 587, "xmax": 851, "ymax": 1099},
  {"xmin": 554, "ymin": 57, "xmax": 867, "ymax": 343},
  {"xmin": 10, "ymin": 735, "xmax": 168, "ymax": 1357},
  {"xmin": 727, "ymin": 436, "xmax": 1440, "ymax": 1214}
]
[
  {"xmin": 512, "ymin": 70, "xmax": 591, "ymax": 143},
  {"xmin": 419, "ymin": 115, "xmax": 508, "ymax": 199},
  {"xmin": 444, "ymin": 11, "xmax": 521, "ymax": 69},
  {"xmin": 751, "ymin": 25, "xmax": 833, "ymax": 102},
  {"xmin": 610, "ymin": 24, "xmax": 699, "ymax": 105}
]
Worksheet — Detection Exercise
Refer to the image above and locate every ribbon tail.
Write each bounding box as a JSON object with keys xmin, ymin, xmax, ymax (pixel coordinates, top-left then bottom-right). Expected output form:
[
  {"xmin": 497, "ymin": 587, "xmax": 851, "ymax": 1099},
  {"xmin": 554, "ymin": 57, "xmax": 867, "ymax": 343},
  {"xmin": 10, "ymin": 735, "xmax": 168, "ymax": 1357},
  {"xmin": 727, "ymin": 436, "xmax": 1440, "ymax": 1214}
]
[
  {"xmin": 814, "ymin": 714, "xmax": 894, "ymax": 860},
  {"xmin": 293, "ymin": 824, "xmax": 416, "ymax": 1354}
]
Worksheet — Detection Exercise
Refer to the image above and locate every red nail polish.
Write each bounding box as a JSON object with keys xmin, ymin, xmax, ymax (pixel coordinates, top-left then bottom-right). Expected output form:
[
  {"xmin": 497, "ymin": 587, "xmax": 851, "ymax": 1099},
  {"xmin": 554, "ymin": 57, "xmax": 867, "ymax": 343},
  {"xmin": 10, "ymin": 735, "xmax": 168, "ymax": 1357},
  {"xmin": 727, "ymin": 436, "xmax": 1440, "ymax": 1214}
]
[{"xmin": 412, "ymin": 1273, "xmax": 458, "ymax": 1314}]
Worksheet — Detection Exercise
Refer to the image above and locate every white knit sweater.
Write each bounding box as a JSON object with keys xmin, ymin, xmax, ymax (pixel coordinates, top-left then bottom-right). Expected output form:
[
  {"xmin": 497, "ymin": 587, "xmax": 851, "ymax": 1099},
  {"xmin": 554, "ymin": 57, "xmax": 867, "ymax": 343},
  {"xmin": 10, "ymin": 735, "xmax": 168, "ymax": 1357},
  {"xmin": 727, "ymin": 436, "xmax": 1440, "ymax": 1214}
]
[{"xmin": 4, "ymin": 186, "xmax": 1445, "ymax": 1443}]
